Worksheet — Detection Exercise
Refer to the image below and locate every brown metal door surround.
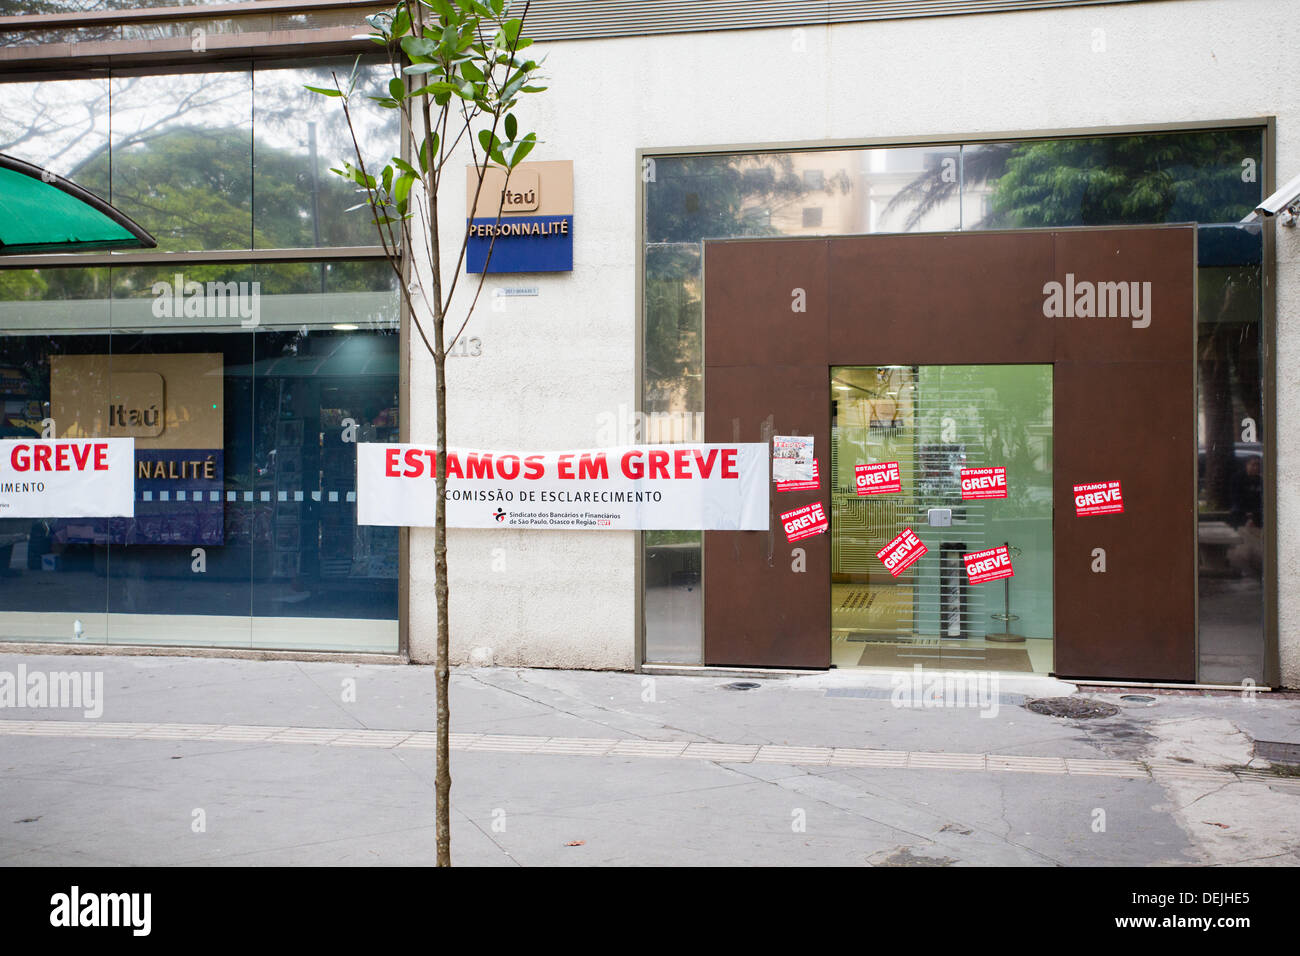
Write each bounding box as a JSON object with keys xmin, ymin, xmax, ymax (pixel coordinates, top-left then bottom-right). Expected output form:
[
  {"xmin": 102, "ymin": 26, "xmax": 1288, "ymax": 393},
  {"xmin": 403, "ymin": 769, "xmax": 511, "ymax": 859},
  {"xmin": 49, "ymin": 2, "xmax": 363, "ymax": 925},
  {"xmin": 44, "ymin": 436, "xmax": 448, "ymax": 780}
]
[{"xmin": 704, "ymin": 227, "xmax": 1196, "ymax": 680}]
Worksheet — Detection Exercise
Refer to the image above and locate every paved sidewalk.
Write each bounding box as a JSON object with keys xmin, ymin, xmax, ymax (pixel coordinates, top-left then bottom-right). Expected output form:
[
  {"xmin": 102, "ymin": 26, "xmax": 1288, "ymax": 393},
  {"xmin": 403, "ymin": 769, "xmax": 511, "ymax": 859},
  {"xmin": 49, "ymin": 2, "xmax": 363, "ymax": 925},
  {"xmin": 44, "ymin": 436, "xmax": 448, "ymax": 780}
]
[{"xmin": 1, "ymin": 653, "xmax": 1298, "ymax": 866}]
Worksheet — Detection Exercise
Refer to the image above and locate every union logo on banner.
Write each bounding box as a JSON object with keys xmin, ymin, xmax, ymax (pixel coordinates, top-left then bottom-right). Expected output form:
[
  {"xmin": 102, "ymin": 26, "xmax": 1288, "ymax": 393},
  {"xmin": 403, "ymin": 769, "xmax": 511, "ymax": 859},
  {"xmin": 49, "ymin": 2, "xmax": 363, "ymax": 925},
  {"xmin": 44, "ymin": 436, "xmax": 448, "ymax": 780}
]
[
  {"xmin": 963, "ymin": 545, "xmax": 1015, "ymax": 584},
  {"xmin": 1074, "ymin": 479, "xmax": 1123, "ymax": 517},
  {"xmin": 877, "ymin": 527, "xmax": 926, "ymax": 577}
]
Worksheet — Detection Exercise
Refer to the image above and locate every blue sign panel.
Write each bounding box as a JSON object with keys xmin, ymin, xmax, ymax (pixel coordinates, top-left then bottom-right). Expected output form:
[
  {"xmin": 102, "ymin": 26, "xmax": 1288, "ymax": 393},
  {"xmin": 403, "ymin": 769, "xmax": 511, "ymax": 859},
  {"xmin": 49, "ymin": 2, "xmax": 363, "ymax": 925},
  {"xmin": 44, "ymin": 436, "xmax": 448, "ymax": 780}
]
[
  {"xmin": 57, "ymin": 449, "xmax": 225, "ymax": 546},
  {"xmin": 466, "ymin": 214, "xmax": 572, "ymax": 273}
]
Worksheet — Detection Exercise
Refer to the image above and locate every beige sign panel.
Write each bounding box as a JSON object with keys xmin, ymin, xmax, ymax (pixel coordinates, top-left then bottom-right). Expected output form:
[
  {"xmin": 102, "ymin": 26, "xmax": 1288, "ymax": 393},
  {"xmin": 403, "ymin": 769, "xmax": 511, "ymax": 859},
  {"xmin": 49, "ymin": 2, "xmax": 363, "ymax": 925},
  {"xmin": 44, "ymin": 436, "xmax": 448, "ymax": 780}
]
[
  {"xmin": 51, "ymin": 353, "xmax": 223, "ymax": 450},
  {"xmin": 467, "ymin": 160, "xmax": 573, "ymax": 219}
]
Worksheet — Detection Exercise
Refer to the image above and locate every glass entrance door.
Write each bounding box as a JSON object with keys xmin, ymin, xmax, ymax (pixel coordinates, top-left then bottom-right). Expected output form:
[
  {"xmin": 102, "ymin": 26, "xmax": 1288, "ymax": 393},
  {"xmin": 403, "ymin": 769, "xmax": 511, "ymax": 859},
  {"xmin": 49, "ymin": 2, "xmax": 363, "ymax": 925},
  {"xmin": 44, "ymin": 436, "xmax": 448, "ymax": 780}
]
[{"xmin": 830, "ymin": 365, "xmax": 1054, "ymax": 673}]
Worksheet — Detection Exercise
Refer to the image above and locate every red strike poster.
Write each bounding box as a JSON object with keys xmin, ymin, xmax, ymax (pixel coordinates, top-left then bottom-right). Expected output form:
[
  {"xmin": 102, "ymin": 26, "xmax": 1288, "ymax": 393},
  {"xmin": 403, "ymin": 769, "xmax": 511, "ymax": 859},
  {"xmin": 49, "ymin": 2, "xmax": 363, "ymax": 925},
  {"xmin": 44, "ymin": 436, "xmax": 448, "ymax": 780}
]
[
  {"xmin": 963, "ymin": 545, "xmax": 1015, "ymax": 584},
  {"xmin": 877, "ymin": 527, "xmax": 927, "ymax": 577},
  {"xmin": 855, "ymin": 461, "xmax": 902, "ymax": 496},
  {"xmin": 1074, "ymin": 480, "xmax": 1123, "ymax": 517},
  {"xmin": 780, "ymin": 500, "xmax": 829, "ymax": 542},
  {"xmin": 960, "ymin": 466, "xmax": 1007, "ymax": 500}
]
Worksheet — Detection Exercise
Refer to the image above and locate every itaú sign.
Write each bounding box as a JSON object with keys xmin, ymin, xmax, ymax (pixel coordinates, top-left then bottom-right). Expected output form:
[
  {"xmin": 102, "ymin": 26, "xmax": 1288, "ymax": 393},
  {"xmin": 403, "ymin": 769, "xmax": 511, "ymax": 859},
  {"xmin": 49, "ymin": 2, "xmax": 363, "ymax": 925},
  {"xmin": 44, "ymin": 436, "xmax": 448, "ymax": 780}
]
[
  {"xmin": 357, "ymin": 443, "xmax": 769, "ymax": 530},
  {"xmin": 466, "ymin": 160, "xmax": 573, "ymax": 273},
  {"xmin": 0, "ymin": 438, "xmax": 134, "ymax": 518}
]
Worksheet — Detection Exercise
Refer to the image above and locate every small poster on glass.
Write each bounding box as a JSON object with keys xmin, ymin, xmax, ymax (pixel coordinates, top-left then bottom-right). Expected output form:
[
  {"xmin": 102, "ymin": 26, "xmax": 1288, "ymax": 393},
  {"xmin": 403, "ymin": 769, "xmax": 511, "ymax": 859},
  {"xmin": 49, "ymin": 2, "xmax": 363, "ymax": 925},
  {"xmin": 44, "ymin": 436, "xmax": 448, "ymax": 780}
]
[{"xmin": 772, "ymin": 435, "xmax": 814, "ymax": 483}]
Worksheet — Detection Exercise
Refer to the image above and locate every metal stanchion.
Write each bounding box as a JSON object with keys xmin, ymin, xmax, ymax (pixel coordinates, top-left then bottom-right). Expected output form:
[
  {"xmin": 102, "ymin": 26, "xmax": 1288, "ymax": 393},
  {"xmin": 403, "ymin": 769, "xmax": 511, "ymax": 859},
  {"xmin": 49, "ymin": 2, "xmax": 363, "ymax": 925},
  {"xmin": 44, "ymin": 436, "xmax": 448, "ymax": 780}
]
[{"xmin": 986, "ymin": 541, "xmax": 1026, "ymax": 643}]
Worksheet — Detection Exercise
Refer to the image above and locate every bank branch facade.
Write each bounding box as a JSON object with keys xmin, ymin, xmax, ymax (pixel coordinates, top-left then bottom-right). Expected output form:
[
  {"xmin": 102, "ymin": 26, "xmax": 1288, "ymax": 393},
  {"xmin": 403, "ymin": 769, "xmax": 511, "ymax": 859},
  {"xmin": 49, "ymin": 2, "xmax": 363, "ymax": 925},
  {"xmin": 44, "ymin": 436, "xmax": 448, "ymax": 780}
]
[{"xmin": 0, "ymin": 0, "xmax": 1294, "ymax": 689}]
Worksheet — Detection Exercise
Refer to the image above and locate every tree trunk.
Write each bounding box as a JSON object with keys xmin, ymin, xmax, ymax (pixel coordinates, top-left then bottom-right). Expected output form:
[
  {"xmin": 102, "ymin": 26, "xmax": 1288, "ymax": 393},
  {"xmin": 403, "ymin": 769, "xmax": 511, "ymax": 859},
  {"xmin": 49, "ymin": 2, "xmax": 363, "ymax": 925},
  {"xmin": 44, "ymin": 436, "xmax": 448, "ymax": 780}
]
[{"xmin": 434, "ymin": 345, "xmax": 450, "ymax": 866}]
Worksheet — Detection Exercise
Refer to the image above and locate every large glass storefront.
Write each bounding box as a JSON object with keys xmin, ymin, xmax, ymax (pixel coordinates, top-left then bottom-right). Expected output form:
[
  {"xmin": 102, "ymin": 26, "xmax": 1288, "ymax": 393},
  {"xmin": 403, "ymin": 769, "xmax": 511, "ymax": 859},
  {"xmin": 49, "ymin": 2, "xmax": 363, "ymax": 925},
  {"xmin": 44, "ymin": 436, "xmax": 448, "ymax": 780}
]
[
  {"xmin": 0, "ymin": 56, "xmax": 402, "ymax": 653},
  {"xmin": 643, "ymin": 127, "xmax": 1269, "ymax": 681},
  {"xmin": 0, "ymin": 263, "xmax": 399, "ymax": 651}
]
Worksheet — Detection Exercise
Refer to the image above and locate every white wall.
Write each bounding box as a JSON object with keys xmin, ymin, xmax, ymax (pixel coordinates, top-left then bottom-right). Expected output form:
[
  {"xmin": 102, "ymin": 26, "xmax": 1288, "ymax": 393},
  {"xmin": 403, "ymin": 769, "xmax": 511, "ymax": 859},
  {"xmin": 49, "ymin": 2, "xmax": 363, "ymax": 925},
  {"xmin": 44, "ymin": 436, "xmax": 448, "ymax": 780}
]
[{"xmin": 407, "ymin": 0, "xmax": 1300, "ymax": 684}]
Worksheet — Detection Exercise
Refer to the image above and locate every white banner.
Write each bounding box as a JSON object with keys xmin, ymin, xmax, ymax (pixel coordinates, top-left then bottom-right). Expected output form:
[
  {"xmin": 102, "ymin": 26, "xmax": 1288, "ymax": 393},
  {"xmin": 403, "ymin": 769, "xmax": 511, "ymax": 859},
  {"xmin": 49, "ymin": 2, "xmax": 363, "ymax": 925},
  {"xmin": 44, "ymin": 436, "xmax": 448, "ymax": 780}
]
[
  {"xmin": 357, "ymin": 443, "xmax": 770, "ymax": 530},
  {"xmin": 0, "ymin": 438, "xmax": 135, "ymax": 518}
]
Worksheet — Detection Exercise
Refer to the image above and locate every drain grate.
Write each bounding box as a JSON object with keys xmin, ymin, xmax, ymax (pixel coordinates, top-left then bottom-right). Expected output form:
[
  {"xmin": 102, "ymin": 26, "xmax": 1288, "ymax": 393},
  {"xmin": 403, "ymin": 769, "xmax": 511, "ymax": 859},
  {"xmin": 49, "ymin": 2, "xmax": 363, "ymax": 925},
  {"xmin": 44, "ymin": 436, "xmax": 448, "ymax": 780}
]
[
  {"xmin": 1119, "ymin": 694, "xmax": 1158, "ymax": 706},
  {"xmin": 1255, "ymin": 740, "xmax": 1300, "ymax": 766},
  {"xmin": 1024, "ymin": 697, "xmax": 1120, "ymax": 719},
  {"xmin": 721, "ymin": 681, "xmax": 761, "ymax": 691}
]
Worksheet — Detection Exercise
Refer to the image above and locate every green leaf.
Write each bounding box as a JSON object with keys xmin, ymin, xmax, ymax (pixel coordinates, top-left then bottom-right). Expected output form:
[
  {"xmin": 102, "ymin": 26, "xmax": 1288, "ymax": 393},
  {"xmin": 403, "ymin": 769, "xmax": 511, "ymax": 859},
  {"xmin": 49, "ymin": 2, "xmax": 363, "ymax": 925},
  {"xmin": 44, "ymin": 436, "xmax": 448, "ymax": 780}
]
[
  {"xmin": 460, "ymin": 60, "xmax": 484, "ymax": 83},
  {"xmin": 417, "ymin": 133, "xmax": 438, "ymax": 174},
  {"xmin": 504, "ymin": 112, "xmax": 517, "ymax": 141},
  {"xmin": 408, "ymin": 81, "xmax": 459, "ymax": 97},
  {"xmin": 478, "ymin": 129, "xmax": 498, "ymax": 154},
  {"xmin": 347, "ymin": 54, "xmax": 361, "ymax": 94},
  {"xmin": 392, "ymin": 157, "xmax": 419, "ymax": 177},
  {"xmin": 400, "ymin": 36, "xmax": 436, "ymax": 59},
  {"xmin": 388, "ymin": 76, "xmax": 406, "ymax": 100},
  {"xmin": 403, "ymin": 63, "xmax": 442, "ymax": 76},
  {"xmin": 304, "ymin": 85, "xmax": 341, "ymax": 97},
  {"xmin": 394, "ymin": 172, "xmax": 415, "ymax": 210},
  {"xmin": 507, "ymin": 133, "xmax": 537, "ymax": 168},
  {"xmin": 500, "ymin": 69, "xmax": 530, "ymax": 103},
  {"xmin": 391, "ymin": 5, "xmax": 410, "ymax": 38}
]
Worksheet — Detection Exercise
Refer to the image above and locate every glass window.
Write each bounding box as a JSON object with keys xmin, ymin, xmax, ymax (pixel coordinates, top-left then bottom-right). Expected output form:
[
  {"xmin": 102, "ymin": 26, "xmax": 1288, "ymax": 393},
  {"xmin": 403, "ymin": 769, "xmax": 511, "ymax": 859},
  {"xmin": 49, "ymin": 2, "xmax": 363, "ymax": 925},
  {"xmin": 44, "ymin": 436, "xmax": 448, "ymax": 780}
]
[
  {"xmin": 0, "ymin": 56, "xmax": 398, "ymax": 254},
  {"xmin": 0, "ymin": 76, "xmax": 112, "ymax": 195},
  {"xmin": 1196, "ymin": 224, "xmax": 1265, "ymax": 683},
  {"xmin": 108, "ymin": 66, "xmax": 255, "ymax": 251},
  {"xmin": 964, "ymin": 129, "xmax": 1264, "ymax": 229},
  {"xmin": 252, "ymin": 60, "xmax": 402, "ymax": 250},
  {"xmin": 0, "ymin": 260, "xmax": 399, "ymax": 653}
]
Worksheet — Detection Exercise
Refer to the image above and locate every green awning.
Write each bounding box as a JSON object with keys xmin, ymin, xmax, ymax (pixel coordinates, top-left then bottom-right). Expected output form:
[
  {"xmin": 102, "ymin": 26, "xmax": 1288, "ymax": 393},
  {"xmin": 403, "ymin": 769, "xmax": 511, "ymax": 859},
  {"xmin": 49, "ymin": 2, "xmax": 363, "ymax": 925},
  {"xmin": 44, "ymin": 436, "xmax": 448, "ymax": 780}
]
[{"xmin": 0, "ymin": 153, "xmax": 156, "ymax": 255}]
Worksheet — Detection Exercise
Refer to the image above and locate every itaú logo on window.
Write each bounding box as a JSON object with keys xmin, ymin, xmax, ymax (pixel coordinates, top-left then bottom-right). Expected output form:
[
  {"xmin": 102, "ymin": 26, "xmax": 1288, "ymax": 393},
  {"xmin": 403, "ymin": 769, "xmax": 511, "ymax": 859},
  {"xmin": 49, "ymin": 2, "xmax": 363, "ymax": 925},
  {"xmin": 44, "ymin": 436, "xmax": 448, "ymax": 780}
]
[
  {"xmin": 107, "ymin": 371, "xmax": 164, "ymax": 438},
  {"xmin": 1042, "ymin": 273, "xmax": 1152, "ymax": 328}
]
